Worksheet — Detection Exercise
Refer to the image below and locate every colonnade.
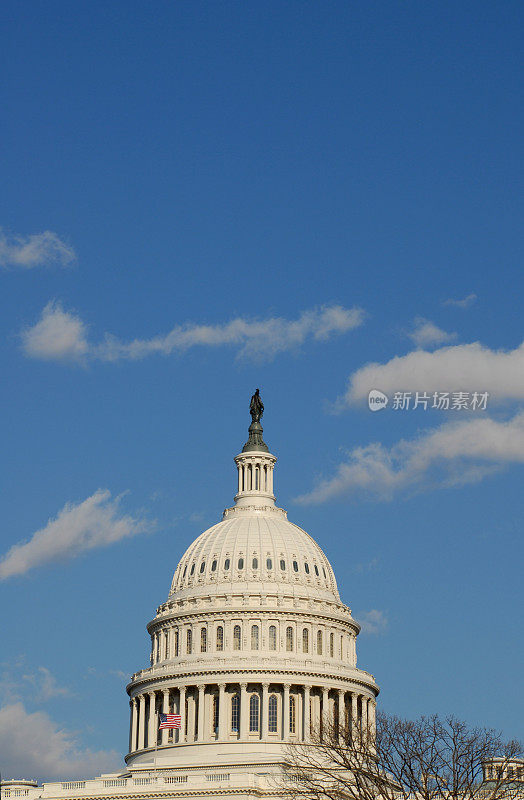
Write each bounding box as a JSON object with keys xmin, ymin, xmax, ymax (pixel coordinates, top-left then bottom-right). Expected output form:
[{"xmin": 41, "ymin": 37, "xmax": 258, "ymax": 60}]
[
  {"xmin": 128, "ymin": 682, "xmax": 375, "ymax": 754},
  {"xmin": 236, "ymin": 460, "xmax": 274, "ymax": 494}
]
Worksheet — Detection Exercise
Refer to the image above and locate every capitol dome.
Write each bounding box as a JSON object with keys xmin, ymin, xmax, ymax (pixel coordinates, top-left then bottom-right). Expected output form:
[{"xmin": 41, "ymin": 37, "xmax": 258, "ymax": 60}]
[
  {"xmin": 169, "ymin": 514, "xmax": 339, "ymax": 602},
  {"xmin": 124, "ymin": 395, "xmax": 378, "ymax": 784}
]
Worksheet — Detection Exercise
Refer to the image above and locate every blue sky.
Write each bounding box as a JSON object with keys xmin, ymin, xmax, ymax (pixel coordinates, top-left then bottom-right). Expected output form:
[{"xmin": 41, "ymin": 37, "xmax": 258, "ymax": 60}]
[{"xmin": 1, "ymin": 0, "xmax": 523, "ymax": 781}]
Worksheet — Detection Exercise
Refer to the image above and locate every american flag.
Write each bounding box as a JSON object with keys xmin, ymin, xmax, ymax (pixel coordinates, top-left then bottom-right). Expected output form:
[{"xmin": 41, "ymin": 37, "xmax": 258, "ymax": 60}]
[{"xmin": 158, "ymin": 712, "xmax": 181, "ymax": 729}]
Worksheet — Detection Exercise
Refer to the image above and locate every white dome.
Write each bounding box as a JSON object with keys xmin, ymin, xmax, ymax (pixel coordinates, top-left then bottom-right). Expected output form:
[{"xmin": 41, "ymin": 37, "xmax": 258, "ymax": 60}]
[{"xmin": 169, "ymin": 510, "xmax": 340, "ymax": 602}]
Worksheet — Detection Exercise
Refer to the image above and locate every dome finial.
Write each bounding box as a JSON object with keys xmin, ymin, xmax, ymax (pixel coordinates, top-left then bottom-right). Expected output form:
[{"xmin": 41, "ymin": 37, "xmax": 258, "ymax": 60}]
[{"xmin": 242, "ymin": 389, "xmax": 268, "ymax": 452}]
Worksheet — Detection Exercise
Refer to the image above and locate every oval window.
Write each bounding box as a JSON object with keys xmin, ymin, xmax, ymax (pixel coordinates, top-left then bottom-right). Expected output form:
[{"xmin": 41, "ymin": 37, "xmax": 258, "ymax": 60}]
[
  {"xmin": 304, "ymin": 562, "xmax": 310, "ymax": 574},
  {"xmin": 252, "ymin": 557, "xmax": 258, "ymax": 569},
  {"xmin": 190, "ymin": 563, "xmax": 195, "ymax": 576},
  {"xmin": 211, "ymin": 560, "xmax": 217, "ymax": 571},
  {"xmin": 238, "ymin": 557, "xmax": 244, "ymax": 569},
  {"xmin": 293, "ymin": 560, "xmax": 299, "ymax": 572},
  {"xmin": 183, "ymin": 565, "xmax": 187, "ymax": 578},
  {"xmin": 266, "ymin": 558, "xmax": 273, "ymax": 570},
  {"xmin": 200, "ymin": 561, "xmax": 206, "ymax": 573},
  {"xmin": 280, "ymin": 559, "xmax": 286, "ymax": 570},
  {"xmin": 322, "ymin": 567, "xmax": 327, "ymax": 578},
  {"xmin": 224, "ymin": 558, "xmax": 230, "ymax": 570},
  {"xmin": 314, "ymin": 564, "xmax": 319, "ymax": 576}
]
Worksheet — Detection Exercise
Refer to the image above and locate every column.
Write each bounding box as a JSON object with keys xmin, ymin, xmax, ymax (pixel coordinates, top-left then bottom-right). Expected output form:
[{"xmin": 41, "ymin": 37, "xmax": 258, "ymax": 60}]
[
  {"xmin": 218, "ymin": 684, "xmax": 226, "ymax": 740},
  {"xmin": 361, "ymin": 695, "xmax": 368, "ymax": 734},
  {"xmin": 138, "ymin": 694, "xmax": 146, "ymax": 750},
  {"xmin": 322, "ymin": 687, "xmax": 329, "ymax": 728},
  {"xmin": 148, "ymin": 691, "xmax": 156, "ymax": 748},
  {"xmin": 369, "ymin": 700, "xmax": 376, "ymax": 737},
  {"xmin": 338, "ymin": 689, "xmax": 345, "ymax": 734},
  {"xmin": 240, "ymin": 683, "xmax": 248, "ymax": 739},
  {"xmin": 178, "ymin": 686, "xmax": 186, "ymax": 743},
  {"xmin": 351, "ymin": 691, "xmax": 359, "ymax": 741},
  {"xmin": 197, "ymin": 685, "xmax": 205, "ymax": 741},
  {"xmin": 162, "ymin": 689, "xmax": 170, "ymax": 745},
  {"xmin": 303, "ymin": 685, "xmax": 310, "ymax": 741},
  {"xmin": 130, "ymin": 698, "xmax": 137, "ymax": 752},
  {"xmin": 283, "ymin": 684, "xmax": 290, "ymax": 740},
  {"xmin": 262, "ymin": 683, "xmax": 269, "ymax": 739}
]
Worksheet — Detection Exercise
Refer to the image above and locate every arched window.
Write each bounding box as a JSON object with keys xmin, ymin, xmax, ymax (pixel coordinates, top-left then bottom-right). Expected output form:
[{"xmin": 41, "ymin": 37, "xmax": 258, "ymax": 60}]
[
  {"xmin": 268, "ymin": 695, "xmax": 278, "ymax": 732},
  {"xmin": 216, "ymin": 625, "xmax": 224, "ymax": 651},
  {"xmin": 199, "ymin": 561, "xmax": 206, "ymax": 573},
  {"xmin": 286, "ymin": 626, "xmax": 293, "ymax": 651},
  {"xmin": 317, "ymin": 630, "xmax": 323, "ymax": 655},
  {"xmin": 174, "ymin": 628, "xmax": 179, "ymax": 657},
  {"xmin": 165, "ymin": 631, "xmax": 170, "ymax": 659},
  {"xmin": 238, "ymin": 557, "xmax": 244, "ymax": 569},
  {"xmin": 231, "ymin": 694, "xmax": 240, "ymax": 732},
  {"xmin": 302, "ymin": 628, "xmax": 309, "ymax": 653},
  {"xmin": 186, "ymin": 628, "xmax": 192, "ymax": 654},
  {"xmin": 233, "ymin": 624, "xmax": 241, "ymax": 650},
  {"xmin": 289, "ymin": 695, "xmax": 296, "ymax": 734},
  {"xmin": 252, "ymin": 556, "xmax": 258, "ymax": 569},
  {"xmin": 269, "ymin": 625, "xmax": 277, "ymax": 651},
  {"xmin": 212, "ymin": 695, "xmax": 219, "ymax": 733},
  {"xmin": 224, "ymin": 558, "xmax": 230, "ymax": 570},
  {"xmin": 330, "ymin": 632, "xmax": 334, "ymax": 657},
  {"xmin": 201, "ymin": 627, "xmax": 207, "ymax": 652},
  {"xmin": 266, "ymin": 557, "xmax": 273, "ymax": 570},
  {"xmin": 249, "ymin": 694, "xmax": 259, "ymax": 732},
  {"xmin": 280, "ymin": 559, "xmax": 286, "ymax": 570},
  {"xmin": 251, "ymin": 625, "xmax": 259, "ymax": 650},
  {"xmin": 293, "ymin": 560, "xmax": 299, "ymax": 572}
]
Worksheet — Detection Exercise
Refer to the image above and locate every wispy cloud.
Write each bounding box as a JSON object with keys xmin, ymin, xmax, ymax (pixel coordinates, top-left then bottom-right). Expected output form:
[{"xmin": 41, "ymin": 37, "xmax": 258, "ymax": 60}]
[
  {"xmin": 0, "ymin": 702, "xmax": 120, "ymax": 781},
  {"xmin": 356, "ymin": 609, "xmax": 388, "ymax": 635},
  {"xmin": 21, "ymin": 303, "xmax": 365, "ymax": 363},
  {"xmin": 336, "ymin": 340, "xmax": 524, "ymax": 409},
  {"xmin": 296, "ymin": 411, "xmax": 524, "ymax": 503},
  {"xmin": 0, "ymin": 229, "xmax": 75, "ymax": 269},
  {"xmin": 443, "ymin": 292, "xmax": 477, "ymax": 309},
  {"xmin": 21, "ymin": 301, "xmax": 89, "ymax": 361},
  {"xmin": 408, "ymin": 317, "xmax": 456, "ymax": 348},
  {"xmin": 22, "ymin": 667, "xmax": 73, "ymax": 702},
  {"xmin": 0, "ymin": 490, "xmax": 152, "ymax": 580}
]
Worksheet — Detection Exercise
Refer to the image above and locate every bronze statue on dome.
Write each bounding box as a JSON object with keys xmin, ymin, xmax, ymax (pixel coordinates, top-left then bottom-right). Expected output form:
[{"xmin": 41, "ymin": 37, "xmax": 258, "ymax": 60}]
[{"xmin": 249, "ymin": 388, "xmax": 264, "ymax": 423}]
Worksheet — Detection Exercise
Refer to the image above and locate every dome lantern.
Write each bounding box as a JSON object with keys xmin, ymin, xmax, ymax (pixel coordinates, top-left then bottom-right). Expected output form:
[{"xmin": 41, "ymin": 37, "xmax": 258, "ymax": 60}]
[{"xmin": 233, "ymin": 389, "xmax": 277, "ymax": 508}]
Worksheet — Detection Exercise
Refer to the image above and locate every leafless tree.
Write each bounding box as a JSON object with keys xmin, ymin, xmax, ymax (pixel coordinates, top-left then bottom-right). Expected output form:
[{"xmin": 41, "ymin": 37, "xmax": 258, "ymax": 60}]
[{"xmin": 284, "ymin": 712, "xmax": 523, "ymax": 800}]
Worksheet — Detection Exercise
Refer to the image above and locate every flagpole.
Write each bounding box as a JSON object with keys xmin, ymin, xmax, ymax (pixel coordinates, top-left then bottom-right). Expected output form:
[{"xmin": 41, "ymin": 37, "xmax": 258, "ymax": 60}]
[{"xmin": 154, "ymin": 710, "xmax": 158, "ymax": 776}]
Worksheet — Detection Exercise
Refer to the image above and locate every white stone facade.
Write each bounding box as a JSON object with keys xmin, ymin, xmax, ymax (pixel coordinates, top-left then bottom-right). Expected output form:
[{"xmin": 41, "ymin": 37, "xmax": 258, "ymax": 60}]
[{"xmin": 2, "ymin": 422, "xmax": 379, "ymax": 800}]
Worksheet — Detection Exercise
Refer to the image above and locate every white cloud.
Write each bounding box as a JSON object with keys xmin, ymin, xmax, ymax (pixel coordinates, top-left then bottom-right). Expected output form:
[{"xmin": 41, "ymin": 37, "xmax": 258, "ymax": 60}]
[
  {"xmin": 337, "ymin": 340, "xmax": 524, "ymax": 408},
  {"xmin": 443, "ymin": 292, "xmax": 477, "ymax": 308},
  {"xmin": 356, "ymin": 609, "xmax": 388, "ymax": 635},
  {"xmin": 295, "ymin": 411, "xmax": 524, "ymax": 503},
  {"xmin": 0, "ymin": 490, "xmax": 151, "ymax": 580},
  {"xmin": 0, "ymin": 229, "xmax": 75, "ymax": 269},
  {"xmin": 21, "ymin": 301, "xmax": 89, "ymax": 361},
  {"xmin": 408, "ymin": 317, "xmax": 456, "ymax": 348},
  {"xmin": 0, "ymin": 702, "xmax": 121, "ymax": 781},
  {"xmin": 21, "ymin": 303, "xmax": 365, "ymax": 363},
  {"xmin": 22, "ymin": 667, "xmax": 73, "ymax": 702},
  {"xmin": 1, "ymin": 661, "xmax": 72, "ymax": 705}
]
